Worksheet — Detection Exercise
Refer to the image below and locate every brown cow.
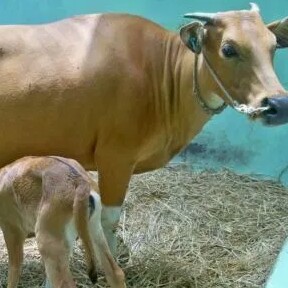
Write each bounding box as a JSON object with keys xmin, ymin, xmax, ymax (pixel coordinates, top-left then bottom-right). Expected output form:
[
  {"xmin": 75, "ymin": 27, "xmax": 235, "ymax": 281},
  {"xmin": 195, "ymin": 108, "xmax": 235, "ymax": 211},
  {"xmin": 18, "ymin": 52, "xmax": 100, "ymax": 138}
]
[
  {"xmin": 0, "ymin": 3, "xmax": 287, "ymax": 253},
  {"xmin": 0, "ymin": 156, "xmax": 126, "ymax": 288}
]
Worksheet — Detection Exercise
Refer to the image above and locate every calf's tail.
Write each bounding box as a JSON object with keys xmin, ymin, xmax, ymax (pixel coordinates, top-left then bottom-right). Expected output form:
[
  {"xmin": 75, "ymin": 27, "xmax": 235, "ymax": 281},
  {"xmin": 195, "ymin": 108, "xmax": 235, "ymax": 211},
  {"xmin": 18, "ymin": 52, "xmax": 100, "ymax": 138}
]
[{"xmin": 73, "ymin": 181, "xmax": 98, "ymax": 283}]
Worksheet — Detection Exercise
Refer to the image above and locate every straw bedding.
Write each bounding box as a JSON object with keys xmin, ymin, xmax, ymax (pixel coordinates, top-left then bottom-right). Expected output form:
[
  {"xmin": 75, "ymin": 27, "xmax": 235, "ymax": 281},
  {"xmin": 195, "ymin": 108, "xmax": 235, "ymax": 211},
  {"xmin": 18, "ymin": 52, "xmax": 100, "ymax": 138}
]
[{"xmin": 0, "ymin": 166, "xmax": 288, "ymax": 287}]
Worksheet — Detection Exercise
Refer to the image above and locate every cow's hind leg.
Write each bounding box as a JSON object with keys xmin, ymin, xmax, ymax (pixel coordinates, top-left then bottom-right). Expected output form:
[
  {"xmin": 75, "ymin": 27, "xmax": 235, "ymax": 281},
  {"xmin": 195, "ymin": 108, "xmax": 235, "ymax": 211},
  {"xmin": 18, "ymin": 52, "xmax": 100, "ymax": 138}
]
[
  {"xmin": 3, "ymin": 226, "xmax": 25, "ymax": 288},
  {"xmin": 96, "ymin": 151, "xmax": 134, "ymax": 255}
]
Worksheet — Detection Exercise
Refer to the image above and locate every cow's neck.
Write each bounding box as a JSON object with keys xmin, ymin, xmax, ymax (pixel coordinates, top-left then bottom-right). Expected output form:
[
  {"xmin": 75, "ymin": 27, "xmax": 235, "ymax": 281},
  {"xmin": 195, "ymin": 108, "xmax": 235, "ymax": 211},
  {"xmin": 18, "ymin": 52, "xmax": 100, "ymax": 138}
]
[{"xmin": 160, "ymin": 33, "xmax": 221, "ymax": 155}]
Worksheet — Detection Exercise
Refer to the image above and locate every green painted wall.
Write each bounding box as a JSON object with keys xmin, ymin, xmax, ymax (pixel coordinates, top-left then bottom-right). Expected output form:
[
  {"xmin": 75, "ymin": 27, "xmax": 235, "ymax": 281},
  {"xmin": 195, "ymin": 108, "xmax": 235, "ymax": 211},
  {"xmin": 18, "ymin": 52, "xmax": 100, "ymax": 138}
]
[{"xmin": 1, "ymin": 0, "xmax": 288, "ymax": 183}]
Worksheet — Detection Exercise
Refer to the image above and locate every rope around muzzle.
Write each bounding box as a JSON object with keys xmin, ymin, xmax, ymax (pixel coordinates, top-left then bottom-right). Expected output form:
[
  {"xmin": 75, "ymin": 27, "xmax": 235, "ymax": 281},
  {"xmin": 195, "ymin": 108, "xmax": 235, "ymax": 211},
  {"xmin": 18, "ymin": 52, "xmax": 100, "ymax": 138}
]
[
  {"xmin": 193, "ymin": 51, "xmax": 271, "ymax": 116},
  {"xmin": 233, "ymin": 104, "xmax": 270, "ymax": 115}
]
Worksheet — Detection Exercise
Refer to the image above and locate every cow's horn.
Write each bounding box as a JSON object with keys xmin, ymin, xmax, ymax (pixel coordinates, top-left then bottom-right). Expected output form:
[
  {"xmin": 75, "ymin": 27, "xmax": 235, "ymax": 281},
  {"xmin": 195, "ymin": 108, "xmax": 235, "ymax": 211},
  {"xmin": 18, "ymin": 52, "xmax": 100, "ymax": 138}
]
[
  {"xmin": 250, "ymin": 2, "xmax": 260, "ymax": 12},
  {"xmin": 183, "ymin": 13, "xmax": 215, "ymax": 23}
]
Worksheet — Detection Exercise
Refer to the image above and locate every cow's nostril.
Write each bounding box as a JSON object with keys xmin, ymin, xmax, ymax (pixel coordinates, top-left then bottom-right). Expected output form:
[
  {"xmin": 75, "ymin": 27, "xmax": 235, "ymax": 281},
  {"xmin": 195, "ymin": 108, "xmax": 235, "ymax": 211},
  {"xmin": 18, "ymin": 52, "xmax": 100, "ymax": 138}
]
[
  {"xmin": 265, "ymin": 107, "xmax": 277, "ymax": 116},
  {"xmin": 262, "ymin": 97, "xmax": 269, "ymax": 107},
  {"xmin": 261, "ymin": 95, "xmax": 288, "ymax": 126},
  {"xmin": 261, "ymin": 97, "xmax": 277, "ymax": 116}
]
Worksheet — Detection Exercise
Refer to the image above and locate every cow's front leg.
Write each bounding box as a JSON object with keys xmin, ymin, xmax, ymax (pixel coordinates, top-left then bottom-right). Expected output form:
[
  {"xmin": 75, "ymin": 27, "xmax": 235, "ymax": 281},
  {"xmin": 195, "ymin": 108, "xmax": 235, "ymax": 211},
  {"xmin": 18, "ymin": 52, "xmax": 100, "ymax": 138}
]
[
  {"xmin": 101, "ymin": 205, "xmax": 122, "ymax": 255},
  {"xmin": 96, "ymin": 151, "xmax": 134, "ymax": 255}
]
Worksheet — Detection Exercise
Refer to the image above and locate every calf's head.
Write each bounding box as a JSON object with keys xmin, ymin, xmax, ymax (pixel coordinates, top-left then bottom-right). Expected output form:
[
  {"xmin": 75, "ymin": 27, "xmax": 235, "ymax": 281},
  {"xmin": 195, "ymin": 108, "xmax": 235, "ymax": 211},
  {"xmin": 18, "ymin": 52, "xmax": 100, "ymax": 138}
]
[{"xmin": 181, "ymin": 3, "xmax": 288, "ymax": 126}]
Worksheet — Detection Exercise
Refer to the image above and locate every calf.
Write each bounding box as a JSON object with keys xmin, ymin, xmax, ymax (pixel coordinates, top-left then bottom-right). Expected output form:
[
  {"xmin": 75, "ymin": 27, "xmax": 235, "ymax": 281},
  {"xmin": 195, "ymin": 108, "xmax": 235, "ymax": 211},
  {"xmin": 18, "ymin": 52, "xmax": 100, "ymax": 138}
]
[{"xmin": 0, "ymin": 156, "xmax": 126, "ymax": 288}]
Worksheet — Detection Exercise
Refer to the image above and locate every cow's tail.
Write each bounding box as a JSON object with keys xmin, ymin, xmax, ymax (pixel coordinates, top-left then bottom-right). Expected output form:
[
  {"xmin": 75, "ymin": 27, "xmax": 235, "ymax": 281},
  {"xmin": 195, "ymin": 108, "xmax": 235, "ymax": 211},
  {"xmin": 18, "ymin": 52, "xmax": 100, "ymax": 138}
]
[{"xmin": 73, "ymin": 181, "xmax": 98, "ymax": 284}]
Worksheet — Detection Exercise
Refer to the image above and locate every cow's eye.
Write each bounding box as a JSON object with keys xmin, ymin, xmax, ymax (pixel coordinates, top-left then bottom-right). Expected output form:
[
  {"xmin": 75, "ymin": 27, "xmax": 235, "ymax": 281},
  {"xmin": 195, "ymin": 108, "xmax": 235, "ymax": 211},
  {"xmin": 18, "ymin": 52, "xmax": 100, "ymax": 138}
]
[{"xmin": 222, "ymin": 43, "xmax": 238, "ymax": 58}]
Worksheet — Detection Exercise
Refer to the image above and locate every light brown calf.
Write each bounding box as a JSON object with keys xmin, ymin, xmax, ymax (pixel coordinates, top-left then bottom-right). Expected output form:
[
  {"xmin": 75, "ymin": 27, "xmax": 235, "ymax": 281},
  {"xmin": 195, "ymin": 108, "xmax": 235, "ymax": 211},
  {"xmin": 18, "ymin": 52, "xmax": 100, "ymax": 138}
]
[{"xmin": 0, "ymin": 156, "xmax": 125, "ymax": 288}]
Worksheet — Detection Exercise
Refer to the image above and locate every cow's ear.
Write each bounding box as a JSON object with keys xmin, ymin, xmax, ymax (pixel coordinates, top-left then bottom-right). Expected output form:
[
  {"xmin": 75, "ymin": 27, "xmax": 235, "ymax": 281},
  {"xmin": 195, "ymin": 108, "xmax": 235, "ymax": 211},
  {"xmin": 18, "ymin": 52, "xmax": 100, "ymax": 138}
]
[
  {"xmin": 267, "ymin": 17, "xmax": 288, "ymax": 48},
  {"xmin": 180, "ymin": 21, "xmax": 204, "ymax": 54}
]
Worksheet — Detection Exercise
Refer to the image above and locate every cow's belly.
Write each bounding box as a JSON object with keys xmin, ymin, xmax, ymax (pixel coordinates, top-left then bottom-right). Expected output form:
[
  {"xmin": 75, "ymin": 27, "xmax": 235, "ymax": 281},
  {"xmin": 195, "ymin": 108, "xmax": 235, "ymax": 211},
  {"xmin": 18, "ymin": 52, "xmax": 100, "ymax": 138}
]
[
  {"xmin": 0, "ymin": 93, "xmax": 97, "ymax": 170},
  {"xmin": 0, "ymin": 134, "xmax": 96, "ymax": 170}
]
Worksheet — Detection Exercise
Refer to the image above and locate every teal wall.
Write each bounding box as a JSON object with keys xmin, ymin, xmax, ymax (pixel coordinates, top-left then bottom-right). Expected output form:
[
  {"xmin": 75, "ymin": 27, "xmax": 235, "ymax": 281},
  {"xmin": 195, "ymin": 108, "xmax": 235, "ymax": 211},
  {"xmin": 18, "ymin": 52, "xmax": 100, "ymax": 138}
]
[{"xmin": 1, "ymin": 0, "xmax": 288, "ymax": 183}]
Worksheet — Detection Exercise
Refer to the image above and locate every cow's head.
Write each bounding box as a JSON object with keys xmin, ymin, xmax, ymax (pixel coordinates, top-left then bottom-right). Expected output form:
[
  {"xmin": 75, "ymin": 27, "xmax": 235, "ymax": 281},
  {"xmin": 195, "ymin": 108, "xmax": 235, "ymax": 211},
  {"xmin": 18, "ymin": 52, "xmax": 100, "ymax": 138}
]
[{"xmin": 180, "ymin": 3, "xmax": 288, "ymax": 126}]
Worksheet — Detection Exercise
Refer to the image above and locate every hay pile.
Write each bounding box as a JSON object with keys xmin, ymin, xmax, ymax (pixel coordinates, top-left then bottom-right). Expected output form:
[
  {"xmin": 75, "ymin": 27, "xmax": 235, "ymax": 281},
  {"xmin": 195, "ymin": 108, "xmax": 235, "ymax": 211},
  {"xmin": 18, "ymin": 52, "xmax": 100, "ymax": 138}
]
[{"xmin": 0, "ymin": 167, "xmax": 288, "ymax": 287}]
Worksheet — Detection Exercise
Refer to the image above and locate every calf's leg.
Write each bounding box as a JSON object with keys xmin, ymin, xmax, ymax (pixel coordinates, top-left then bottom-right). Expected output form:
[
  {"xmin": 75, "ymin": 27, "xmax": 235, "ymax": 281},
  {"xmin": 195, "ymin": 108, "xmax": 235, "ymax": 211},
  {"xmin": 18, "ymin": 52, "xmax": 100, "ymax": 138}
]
[
  {"xmin": 3, "ymin": 227, "xmax": 25, "ymax": 288},
  {"xmin": 36, "ymin": 205, "xmax": 76, "ymax": 288}
]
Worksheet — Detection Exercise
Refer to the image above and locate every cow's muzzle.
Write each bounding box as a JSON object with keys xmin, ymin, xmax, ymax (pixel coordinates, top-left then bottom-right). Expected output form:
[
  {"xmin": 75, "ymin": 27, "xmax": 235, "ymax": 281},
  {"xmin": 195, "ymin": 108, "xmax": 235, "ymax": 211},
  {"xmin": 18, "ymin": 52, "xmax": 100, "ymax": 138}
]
[{"xmin": 261, "ymin": 96, "xmax": 288, "ymax": 126}]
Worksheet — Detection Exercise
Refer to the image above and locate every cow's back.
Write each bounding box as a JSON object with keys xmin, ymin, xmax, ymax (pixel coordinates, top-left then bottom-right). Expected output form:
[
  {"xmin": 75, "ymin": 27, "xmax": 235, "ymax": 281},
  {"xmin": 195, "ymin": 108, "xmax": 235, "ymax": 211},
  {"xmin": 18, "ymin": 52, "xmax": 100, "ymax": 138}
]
[{"xmin": 0, "ymin": 14, "xmax": 173, "ymax": 169}]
